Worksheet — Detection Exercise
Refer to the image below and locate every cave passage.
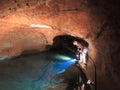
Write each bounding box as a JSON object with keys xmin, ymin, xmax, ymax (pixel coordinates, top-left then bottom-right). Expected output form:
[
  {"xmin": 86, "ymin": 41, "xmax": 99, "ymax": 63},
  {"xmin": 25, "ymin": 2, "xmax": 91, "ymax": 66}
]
[
  {"xmin": 0, "ymin": 35, "xmax": 91, "ymax": 90},
  {"xmin": 0, "ymin": 0, "xmax": 120, "ymax": 90}
]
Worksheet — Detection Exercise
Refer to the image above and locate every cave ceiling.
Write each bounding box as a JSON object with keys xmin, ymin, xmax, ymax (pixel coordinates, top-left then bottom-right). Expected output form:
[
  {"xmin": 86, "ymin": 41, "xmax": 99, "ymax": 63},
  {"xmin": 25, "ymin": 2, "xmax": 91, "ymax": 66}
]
[{"xmin": 0, "ymin": 0, "xmax": 106, "ymax": 57}]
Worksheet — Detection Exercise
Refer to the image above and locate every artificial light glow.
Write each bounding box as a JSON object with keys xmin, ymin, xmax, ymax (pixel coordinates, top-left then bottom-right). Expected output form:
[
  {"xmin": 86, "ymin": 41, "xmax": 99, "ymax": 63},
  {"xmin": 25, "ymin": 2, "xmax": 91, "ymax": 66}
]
[
  {"xmin": 53, "ymin": 54, "xmax": 77, "ymax": 76},
  {"xmin": 55, "ymin": 55, "xmax": 72, "ymax": 61},
  {"xmin": 54, "ymin": 54, "xmax": 77, "ymax": 62},
  {"xmin": 30, "ymin": 24, "xmax": 52, "ymax": 28},
  {"xmin": 71, "ymin": 58, "xmax": 77, "ymax": 62}
]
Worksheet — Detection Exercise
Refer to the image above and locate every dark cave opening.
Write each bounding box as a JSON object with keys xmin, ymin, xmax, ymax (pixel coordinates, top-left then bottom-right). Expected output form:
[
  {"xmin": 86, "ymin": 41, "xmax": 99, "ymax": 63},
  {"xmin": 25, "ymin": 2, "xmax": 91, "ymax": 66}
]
[{"xmin": 50, "ymin": 35, "xmax": 89, "ymax": 58}]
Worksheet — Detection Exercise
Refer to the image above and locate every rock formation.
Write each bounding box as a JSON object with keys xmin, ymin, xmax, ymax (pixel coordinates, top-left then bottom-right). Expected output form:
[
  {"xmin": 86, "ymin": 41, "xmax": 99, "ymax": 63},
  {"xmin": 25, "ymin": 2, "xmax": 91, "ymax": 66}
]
[{"xmin": 0, "ymin": 0, "xmax": 119, "ymax": 90}]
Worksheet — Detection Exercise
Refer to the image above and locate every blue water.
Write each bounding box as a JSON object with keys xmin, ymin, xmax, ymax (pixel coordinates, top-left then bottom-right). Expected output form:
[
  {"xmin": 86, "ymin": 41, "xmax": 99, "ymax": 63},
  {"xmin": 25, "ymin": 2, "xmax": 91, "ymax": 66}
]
[
  {"xmin": 35, "ymin": 54, "xmax": 76, "ymax": 90},
  {"xmin": 0, "ymin": 52, "xmax": 76, "ymax": 90}
]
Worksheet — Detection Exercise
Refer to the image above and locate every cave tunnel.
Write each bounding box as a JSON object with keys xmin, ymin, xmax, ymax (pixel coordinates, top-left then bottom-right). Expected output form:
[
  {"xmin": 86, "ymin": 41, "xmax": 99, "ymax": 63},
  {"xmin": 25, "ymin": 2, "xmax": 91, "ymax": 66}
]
[
  {"xmin": 0, "ymin": 35, "xmax": 93, "ymax": 90},
  {"xmin": 0, "ymin": 0, "xmax": 120, "ymax": 90}
]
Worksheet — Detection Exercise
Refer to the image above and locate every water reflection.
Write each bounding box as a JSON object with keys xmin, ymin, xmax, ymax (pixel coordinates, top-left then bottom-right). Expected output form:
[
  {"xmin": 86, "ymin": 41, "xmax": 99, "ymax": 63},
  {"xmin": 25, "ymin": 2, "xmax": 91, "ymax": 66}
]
[{"xmin": 0, "ymin": 51, "xmax": 76, "ymax": 90}]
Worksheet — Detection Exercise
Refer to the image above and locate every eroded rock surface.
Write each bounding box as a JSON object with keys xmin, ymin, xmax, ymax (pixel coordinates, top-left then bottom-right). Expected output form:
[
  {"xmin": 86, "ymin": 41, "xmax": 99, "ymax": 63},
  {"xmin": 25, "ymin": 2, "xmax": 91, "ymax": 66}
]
[{"xmin": 0, "ymin": 0, "xmax": 120, "ymax": 90}]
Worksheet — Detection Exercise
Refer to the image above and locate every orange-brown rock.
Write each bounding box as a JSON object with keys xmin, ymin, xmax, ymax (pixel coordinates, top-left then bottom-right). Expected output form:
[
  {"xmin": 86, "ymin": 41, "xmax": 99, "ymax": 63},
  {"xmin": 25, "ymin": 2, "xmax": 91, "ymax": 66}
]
[{"xmin": 0, "ymin": 0, "xmax": 120, "ymax": 90}]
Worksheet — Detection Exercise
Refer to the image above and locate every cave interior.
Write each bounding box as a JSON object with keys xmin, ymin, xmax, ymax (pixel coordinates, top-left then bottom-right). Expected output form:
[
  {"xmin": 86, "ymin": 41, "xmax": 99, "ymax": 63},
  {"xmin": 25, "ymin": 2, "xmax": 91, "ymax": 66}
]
[{"xmin": 0, "ymin": 0, "xmax": 120, "ymax": 90}]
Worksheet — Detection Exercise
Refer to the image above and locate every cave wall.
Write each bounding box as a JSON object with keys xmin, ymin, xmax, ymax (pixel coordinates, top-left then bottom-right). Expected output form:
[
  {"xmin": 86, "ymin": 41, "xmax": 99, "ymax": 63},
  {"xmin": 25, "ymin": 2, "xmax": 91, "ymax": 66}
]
[
  {"xmin": 0, "ymin": 0, "xmax": 120, "ymax": 90},
  {"xmin": 0, "ymin": 0, "xmax": 104, "ymax": 57}
]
